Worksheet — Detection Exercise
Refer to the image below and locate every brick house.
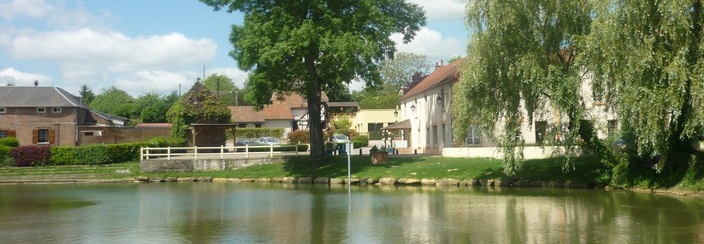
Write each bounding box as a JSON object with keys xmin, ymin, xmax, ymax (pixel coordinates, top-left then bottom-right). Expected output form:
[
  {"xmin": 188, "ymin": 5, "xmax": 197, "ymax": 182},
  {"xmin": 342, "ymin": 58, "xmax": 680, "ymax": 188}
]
[{"xmin": 0, "ymin": 86, "xmax": 129, "ymax": 146}]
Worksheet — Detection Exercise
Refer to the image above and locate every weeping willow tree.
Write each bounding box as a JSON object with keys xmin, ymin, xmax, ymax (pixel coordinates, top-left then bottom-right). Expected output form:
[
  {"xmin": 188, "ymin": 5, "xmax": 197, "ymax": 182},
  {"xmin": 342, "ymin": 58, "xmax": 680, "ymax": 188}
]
[
  {"xmin": 582, "ymin": 0, "xmax": 704, "ymax": 172},
  {"xmin": 454, "ymin": 0, "xmax": 602, "ymax": 175}
]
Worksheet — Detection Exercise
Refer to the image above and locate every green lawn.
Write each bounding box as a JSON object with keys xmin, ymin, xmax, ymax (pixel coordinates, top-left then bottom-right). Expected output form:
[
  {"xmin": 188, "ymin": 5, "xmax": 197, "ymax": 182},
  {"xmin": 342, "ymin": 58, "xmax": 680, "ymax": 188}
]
[{"xmin": 0, "ymin": 155, "xmax": 608, "ymax": 184}]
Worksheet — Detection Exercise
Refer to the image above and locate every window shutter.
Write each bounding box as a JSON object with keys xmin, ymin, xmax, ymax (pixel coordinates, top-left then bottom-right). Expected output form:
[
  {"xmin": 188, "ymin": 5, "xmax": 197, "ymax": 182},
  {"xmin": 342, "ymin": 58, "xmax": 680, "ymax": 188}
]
[
  {"xmin": 33, "ymin": 129, "xmax": 38, "ymax": 144},
  {"xmin": 8, "ymin": 130, "xmax": 16, "ymax": 137},
  {"xmin": 49, "ymin": 129, "xmax": 55, "ymax": 144}
]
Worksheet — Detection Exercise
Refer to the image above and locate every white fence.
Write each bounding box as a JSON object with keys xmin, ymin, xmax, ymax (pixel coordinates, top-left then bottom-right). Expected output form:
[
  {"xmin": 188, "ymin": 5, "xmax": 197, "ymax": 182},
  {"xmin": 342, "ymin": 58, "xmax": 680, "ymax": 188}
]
[{"xmin": 140, "ymin": 145, "xmax": 299, "ymax": 161}]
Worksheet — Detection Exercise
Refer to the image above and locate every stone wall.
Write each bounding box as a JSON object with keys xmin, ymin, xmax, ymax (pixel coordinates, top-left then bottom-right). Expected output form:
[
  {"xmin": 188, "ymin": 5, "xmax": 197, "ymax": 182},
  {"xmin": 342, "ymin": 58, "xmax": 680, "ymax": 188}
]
[{"xmin": 140, "ymin": 157, "xmax": 280, "ymax": 173}]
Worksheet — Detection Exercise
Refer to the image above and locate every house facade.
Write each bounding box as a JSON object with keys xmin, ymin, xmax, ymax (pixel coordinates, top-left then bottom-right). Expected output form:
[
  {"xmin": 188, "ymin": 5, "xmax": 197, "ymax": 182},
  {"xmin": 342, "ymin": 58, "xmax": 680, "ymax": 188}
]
[
  {"xmin": 0, "ymin": 86, "xmax": 129, "ymax": 146},
  {"xmin": 229, "ymin": 93, "xmax": 359, "ymax": 138},
  {"xmin": 395, "ymin": 59, "xmax": 618, "ymax": 156}
]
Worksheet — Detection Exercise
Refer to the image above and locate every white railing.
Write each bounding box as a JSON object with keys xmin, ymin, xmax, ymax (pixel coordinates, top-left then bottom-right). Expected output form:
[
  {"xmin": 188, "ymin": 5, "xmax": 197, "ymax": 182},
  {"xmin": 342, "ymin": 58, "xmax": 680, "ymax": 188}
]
[{"xmin": 140, "ymin": 144, "xmax": 299, "ymax": 161}]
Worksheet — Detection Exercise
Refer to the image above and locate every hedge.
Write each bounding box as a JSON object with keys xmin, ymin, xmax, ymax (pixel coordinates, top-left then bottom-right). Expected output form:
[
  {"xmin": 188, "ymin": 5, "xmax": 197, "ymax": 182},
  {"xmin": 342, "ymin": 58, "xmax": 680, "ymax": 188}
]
[
  {"xmin": 352, "ymin": 135, "xmax": 369, "ymax": 147},
  {"xmin": 50, "ymin": 142, "xmax": 150, "ymax": 165},
  {"xmin": 229, "ymin": 128, "xmax": 285, "ymax": 139},
  {"xmin": 10, "ymin": 146, "xmax": 51, "ymax": 167},
  {"xmin": 0, "ymin": 145, "xmax": 11, "ymax": 166}
]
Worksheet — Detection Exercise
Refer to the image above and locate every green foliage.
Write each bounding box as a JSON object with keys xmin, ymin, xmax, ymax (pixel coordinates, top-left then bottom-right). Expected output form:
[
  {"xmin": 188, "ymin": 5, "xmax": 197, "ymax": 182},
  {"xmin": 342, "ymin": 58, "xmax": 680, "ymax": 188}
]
[
  {"xmin": 582, "ymin": 1, "xmax": 704, "ymax": 171},
  {"xmin": 89, "ymin": 86, "xmax": 137, "ymax": 118},
  {"xmin": 203, "ymin": 73, "xmax": 246, "ymax": 106},
  {"xmin": 352, "ymin": 90, "xmax": 401, "ymax": 109},
  {"xmin": 457, "ymin": 0, "xmax": 594, "ymax": 176},
  {"xmin": 136, "ymin": 92, "xmax": 178, "ymax": 123},
  {"xmin": 166, "ymin": 82, "xmax": 232, "ymax": 140},
  {"xmin": 201, "ymin": 0, "xmax": 426, "ymax": 161},
  {"xmin": 0, "ymin": 145, "xmax": 11, "ymax": 166},
  {"xmin": 79, "ymin": 84, "xmax": 95, "ymax": 105},
  {"xmin": 332, "ymin": 115, "xmax": 353, "ymax": 131},
  {"xmin": 148, "ymin": 136, "xmax": 186, "ymax": 147},
  {"xmin": 0, "ymin": 137, "xmax": 19, "ymax": 147},
  {"xmin": 231, "ymin": 128, "xmax": 285, "ymax": 139},
  {"xmin": 50, "ymin": 142, "xmax": 150, "ymax": 165},
  {"xmin": 352, "ymin": 135, "xmax": 369, "ymax": 147},
  {"xmin": 287, "ymin": 130, "xmax": 310, "ymax": 144}
]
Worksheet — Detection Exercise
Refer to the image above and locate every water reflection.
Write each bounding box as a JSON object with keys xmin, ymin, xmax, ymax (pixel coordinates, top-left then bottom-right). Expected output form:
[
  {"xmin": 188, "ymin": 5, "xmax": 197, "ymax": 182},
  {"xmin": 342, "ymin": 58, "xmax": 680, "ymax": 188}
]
[{"xmin": 0, "ymin": 184, "xmax": 703, "ymax": 243}]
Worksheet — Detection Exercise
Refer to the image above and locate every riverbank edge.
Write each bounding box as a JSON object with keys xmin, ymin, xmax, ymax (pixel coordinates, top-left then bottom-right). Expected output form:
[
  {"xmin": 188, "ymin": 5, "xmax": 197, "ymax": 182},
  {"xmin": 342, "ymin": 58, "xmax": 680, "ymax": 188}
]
[{"xmin": 2, "ymin": 176, "xmax": 702, "ymax": 198}]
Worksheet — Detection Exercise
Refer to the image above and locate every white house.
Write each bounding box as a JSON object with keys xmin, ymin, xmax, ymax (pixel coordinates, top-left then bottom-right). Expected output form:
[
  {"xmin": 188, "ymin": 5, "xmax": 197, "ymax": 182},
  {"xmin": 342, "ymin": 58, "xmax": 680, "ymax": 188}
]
[{"xmin": 393, "ymin": 59, "xmax": 618, "ymax": 158}]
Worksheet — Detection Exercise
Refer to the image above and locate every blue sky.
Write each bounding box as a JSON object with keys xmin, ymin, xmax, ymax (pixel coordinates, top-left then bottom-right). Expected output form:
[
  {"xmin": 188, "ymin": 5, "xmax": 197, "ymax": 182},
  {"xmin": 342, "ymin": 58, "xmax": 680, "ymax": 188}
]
[{"xmin": 0, "ymin": 0, "xmax": 468, "ymax": 97}]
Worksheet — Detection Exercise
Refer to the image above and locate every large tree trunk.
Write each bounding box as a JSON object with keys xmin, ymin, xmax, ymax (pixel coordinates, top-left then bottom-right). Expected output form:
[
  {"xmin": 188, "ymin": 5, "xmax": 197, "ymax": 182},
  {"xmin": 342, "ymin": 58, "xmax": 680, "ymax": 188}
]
[{"xmin": 307, "ymin": 79, "xmax": 325, "ymax": 163}]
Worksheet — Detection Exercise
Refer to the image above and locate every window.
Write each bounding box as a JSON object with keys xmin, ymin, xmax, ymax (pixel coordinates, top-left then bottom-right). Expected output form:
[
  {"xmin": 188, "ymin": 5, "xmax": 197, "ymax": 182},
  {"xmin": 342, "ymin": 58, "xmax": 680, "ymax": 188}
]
[
  {"xmin": 367, "ymin": 123, "xmax": 384, "ymax": 140},
  {"xmin": 37, "ymin": 129, "xmax": 49, "ymax": 143},
  {"xmin": 254, "ymin": 123, "xmax": 263, "ymax": 128},
  {"xmin": 82, "ymin": 131, "xmax": 102, "ymax": 137},
  {"xmin": 52, "ymin": 107, "xmax": 62, "ymax": 113},
  {"xmin": 0, "ymin": 130, "xmax": 6, "ymax": 138},
  {"xmin": 37, "ymin": 107, "xmax": 46, "ymax": 113},
  {"xmin": 238, "ymin": 123, "xmax": 247, "ymax": 128},
  {"xmin": 466, "ymin": 127, "xmax": 481, "ymax": 145},
  {"xmin": 608, "ymin": 120, "xmax": 618, "ymax": 136},
  {"xmin": 0, "ymin": 107, "xmax": 5, "ymax": 113},
  {"xmin": 535, "ymin": 121, "xmax": 548, "ymax": 144}
]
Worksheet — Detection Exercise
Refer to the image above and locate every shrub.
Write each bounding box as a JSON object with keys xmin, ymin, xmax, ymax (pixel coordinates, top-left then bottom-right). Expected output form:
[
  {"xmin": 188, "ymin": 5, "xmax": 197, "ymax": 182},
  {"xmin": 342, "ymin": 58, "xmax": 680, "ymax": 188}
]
[
  {"xmin": 148, "ymin": 136, "xmax": 185, "ymax": 147},
  {"xmin": 11, "ymin": 146, "xmax": 51, "ymax": 167},
  {"xmin": 287, "ymin": 130, "xmax": 310, "ymax": 144},
  {"xmin": 352, "ymin": 135, "xmax": 369, "ymax": 147},
  {"xmin": 51, "ymin": 142, "xmax": 150, "ymax": 165},
  {"xmin": 0, "ymin": 145, "xmax": 11, "ymax": 166},
  {"xmin": 0, "ymin": 137, "xmax": 19, "ymax": 147}
]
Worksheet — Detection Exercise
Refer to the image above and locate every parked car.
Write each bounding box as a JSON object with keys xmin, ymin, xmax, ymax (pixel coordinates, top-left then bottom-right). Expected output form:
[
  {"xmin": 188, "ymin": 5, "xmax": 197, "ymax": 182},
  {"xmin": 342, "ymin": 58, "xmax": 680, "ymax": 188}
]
[
  {"xmin": 332, "ymin": 134, "xmax": 350, "ymax": 144},
  {"xmin": 257, "ymin": 137, "xmax": 282, "ymax": 146},
  {"xmin": 235, "ymin": 138, "xmax": 260, "ymax": 151}
]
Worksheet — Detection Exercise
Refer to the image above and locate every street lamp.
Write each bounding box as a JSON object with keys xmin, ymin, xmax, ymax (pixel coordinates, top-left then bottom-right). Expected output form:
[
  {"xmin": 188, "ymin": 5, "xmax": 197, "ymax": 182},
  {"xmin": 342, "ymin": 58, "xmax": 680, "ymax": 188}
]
[{"xmin": 393, "ymin": 109, "xmax": 398, "ymax": 121}]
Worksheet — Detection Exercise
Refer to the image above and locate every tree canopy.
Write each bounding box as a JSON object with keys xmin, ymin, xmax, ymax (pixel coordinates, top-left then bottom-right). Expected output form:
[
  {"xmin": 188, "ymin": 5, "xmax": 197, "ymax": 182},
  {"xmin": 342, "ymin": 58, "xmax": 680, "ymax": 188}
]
[
  {"xmin": 455, "ymin": 0, "xmax": 593, "ymax": 175},
  {"xmin": 582, "ymin": 0, "xmax": 704, "ymax": 172},
  {"xmin": 89, "ymin": 86, "xmax": 137, "ymax": 118},
  {"xmin": 201, "ymin": 0, "xmax": 426, "ymax": 162}
]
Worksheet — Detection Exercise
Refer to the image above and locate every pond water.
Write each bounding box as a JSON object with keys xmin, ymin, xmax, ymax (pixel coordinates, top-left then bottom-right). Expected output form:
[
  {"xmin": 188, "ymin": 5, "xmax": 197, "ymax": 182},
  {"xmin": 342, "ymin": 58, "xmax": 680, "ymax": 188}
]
[{"xmin": 0, "ymin": 183, "xmax": 703, "ymax": 244}]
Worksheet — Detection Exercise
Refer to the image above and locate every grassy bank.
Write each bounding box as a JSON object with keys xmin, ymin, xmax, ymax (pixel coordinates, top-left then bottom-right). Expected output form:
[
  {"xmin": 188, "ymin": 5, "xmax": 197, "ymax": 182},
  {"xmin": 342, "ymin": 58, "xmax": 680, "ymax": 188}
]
[{"xmin": 0, "ymin": 155, "xmax": 609, "ymax": 186}]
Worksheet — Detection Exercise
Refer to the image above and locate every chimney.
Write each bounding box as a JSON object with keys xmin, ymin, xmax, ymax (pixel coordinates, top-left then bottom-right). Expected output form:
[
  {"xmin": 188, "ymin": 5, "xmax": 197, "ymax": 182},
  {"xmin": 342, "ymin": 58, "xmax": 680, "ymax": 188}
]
[
  {"xmin": 434, "ymin": 59, "xmax": 445, "ymax": 70},
  {"xmin": 34, "ymin": 80, "xmax": 39, "ymax": 86}
]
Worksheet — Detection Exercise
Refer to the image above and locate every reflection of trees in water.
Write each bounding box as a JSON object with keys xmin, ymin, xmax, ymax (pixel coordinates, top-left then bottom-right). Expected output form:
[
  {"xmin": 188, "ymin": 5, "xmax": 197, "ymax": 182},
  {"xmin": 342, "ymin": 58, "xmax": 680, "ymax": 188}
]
[{"xmin": 173, "ymin": 219, "xmax": 230, "ymax": 243}]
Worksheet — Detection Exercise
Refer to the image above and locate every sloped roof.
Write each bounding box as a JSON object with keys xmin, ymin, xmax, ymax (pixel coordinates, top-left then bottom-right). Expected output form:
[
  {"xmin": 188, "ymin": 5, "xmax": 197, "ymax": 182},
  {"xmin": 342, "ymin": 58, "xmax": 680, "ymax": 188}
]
[
  {"xmin": 230, "ymin": 92, "xmax": 334, "ymax": 123},
  {"xmin": 400, "ymin": 58, "xmax": 465, "ymax": 100},
  {"xmin": 135, "ymin": 123, "xmax": 172, "ymax": 128},
  {"xmin": 381, "ymin": 119, "xmax": 411, "ymax": 131},
  {"xmin": 0, "ymin": 86, "xmax": 85, "ymax": 107}
]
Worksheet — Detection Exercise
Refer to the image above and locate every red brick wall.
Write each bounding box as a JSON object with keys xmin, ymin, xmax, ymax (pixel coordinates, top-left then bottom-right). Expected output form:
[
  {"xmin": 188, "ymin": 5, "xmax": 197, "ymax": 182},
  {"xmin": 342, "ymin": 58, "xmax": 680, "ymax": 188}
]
[{"xmin": 78, "ymin": 126, "xmax": 172, "ymax": 145}]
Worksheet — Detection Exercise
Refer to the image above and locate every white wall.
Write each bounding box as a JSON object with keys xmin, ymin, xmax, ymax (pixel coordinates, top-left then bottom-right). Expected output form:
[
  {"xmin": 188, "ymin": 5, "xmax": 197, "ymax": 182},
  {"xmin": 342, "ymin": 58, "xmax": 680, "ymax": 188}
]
[
  {"xmin": 351, "ymin": 109, "xmax": 398, "ymax": 133},
  {"xmin": 263, "ymin": 120, "xmax": 293, "ymax": 138}
]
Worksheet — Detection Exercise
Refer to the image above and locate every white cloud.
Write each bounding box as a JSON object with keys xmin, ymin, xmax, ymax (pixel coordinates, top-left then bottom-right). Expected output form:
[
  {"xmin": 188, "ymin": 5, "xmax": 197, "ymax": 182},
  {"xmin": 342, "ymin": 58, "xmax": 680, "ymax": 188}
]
[
  {"xmin": 409, "ymin": 0, "xmax": 465, "ymax": 22},
  {"xmin": 0, "ymin": 67, "xmax": 53, "ymax": 86},
  {"xmin": 391, "ymin": 27, "xmax": 465, "ymax": 63},
  {"xmin": 10, "ymin": 29, "xmax": 217, "ymax": 72},
  {"xmin": 0, "ymin": 0, "xmax": 53, "ymax": 20},
  {"xmin": 115, "ymin": 70, "xmax": 196, "ymax": 97}
]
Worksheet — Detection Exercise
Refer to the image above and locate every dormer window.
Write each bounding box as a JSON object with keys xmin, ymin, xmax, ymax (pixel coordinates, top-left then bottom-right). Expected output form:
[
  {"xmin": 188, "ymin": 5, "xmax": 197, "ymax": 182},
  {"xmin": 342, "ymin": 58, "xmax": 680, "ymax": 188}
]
[
  {"xmin": 37, "ymin": 107, "xmax": 46, "ymax": 113},
  {"xmin": 52, "ymin": 107, "xmax": 62, "ymax": 113}
]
